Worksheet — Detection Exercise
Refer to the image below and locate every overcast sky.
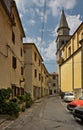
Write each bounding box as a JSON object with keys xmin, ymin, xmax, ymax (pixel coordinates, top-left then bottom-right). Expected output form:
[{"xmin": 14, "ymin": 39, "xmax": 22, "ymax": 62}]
[{"xmin": 15, "ymin": 0, "xmax": 83, "ymax": 73}]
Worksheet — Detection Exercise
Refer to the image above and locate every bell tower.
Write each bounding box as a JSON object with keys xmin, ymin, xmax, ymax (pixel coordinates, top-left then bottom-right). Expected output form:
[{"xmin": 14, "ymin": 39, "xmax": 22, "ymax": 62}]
[{"xmin": 56, "ymin": 10, "xmax": 70, "ymax": 63}]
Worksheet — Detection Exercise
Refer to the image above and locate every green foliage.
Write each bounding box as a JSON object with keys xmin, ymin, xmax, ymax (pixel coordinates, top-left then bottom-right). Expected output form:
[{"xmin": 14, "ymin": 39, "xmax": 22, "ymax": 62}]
[
  {"xmin": 17, "ymin": 95, "xmax": 26, "ymax": 103},
  {"xmin": 7, "ymin": 101, "xmax": 19, "ymax": 117},
  {"xmin": 0, "ymin": 102, "xmax": 8, "ymax": 114},
  {"xmin": 10, "ymin": 98, "xmax": 18, "ymax": 103},
  {"xmin": 0, "ymin": 88, "xmax": 12, "ymax": 103},
  {"xmin": 25, "ymin": 93, "xmax": 33, "ymax": 108},
  {"xmin": 0, "ymin": 101, "xmax": 19, "ymax": 117},
  {"xmin": 0, "ymin": 88, "xmax": 33, "ymax": 117},
  {"xmin": 0, "ymin": 88, "xmax": 19, "ymax": 117}
]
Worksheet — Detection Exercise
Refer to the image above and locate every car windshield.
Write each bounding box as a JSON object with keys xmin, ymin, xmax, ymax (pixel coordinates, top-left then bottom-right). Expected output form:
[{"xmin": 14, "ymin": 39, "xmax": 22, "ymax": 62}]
[{"xmin": 65, "ymin": 93, "xmax": 73, "ymax": 96}]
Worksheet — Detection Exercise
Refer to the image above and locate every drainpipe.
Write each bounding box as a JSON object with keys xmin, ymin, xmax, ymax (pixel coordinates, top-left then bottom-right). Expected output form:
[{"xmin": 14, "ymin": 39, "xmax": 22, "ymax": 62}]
[{"xmin": 72, "ymin": 57, "xmax": 74, "ymax": 92}]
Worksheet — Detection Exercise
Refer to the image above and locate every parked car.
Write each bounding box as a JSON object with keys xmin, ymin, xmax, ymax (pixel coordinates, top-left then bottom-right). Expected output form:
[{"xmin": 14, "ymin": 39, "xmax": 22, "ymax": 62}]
[
  {"xmin": 67, "ymin": 96, "xmax": 83, "ymax": 111},
  {"xmin": 73, "ymin": 106, "xmax": 83, "ymax": 122},
  {"xmin": 63, "ymin": 92, "xmax": 75, "ymax": 102}
]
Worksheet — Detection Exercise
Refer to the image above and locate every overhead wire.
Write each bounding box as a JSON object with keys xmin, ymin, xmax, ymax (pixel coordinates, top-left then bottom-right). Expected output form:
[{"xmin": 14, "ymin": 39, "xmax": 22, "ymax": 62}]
[{"xmin": 41, "ymin": 0, "xmax": 46, "ymax": 44}]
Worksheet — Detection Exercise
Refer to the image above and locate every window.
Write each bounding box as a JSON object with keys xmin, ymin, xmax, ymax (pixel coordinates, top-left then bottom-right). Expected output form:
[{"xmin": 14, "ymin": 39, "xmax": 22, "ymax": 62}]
[
  {"xmin": 53, "ymin": 76, "xmax": 55, "ymax": 79},
  {"xmin": 66, "ymin": 40, "xmax": 68, "ymax": 43},
  {"xmin": 62, "ymin": 40, "xmax": 64, "ymax": 45},
  {"xmin": 12, "ymin": 31, "xmax": 15, "ymax": 44},
  {"xmin": 12, "ymin": 56, "xmax": 17, "ymax": 69},
  {"xmin": 81, "ymin": 32, "xmax": 83, "ymax": 39},
  {"xmin": 54, "ymin": 90, "xmax": 56, "ymax": 93},
  {"xmin": 11, "ymin": 14, "xmax": 16, "ymax": 25},
  {"xmin": 68, "ymin": 46, "xmax": 71, "ymax": 56},
  {"xmin": 20, "ymin": 87, "xmax": 24, "ymax": 95},
  {"xmin": 21, "ymin": 67, "xmax": 23, "ymax": 75},
  {"xmin": 20, "ymin": 48, "xmax": 23, "ymax": 57},
  {"xmin": 34, "ymin": 69, "xmax": 37, "ymax": 78},
  {"xmin": 34, "ymin": 52, "xmax": 37, "ymax": 61},
  {"xmin": 53, "ymin": 83, "xmax": 56, "ymax": 87},
  {"xmin": 12, "ymin": 85, "xmax": 16, "ymax": 97}
]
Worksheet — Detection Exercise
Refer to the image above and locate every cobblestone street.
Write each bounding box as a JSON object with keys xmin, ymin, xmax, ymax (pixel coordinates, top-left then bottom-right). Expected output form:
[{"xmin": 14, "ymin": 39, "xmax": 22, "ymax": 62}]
[{"xmin": 1, "ymin": 95, "xmax": 83, "ymax": 130}]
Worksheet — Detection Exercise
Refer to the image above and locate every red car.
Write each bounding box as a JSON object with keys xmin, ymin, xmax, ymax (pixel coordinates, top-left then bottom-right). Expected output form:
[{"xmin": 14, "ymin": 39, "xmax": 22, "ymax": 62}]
[{"xmin": 67, "ymin": 96, "xmax": 83, "ymax": 111}]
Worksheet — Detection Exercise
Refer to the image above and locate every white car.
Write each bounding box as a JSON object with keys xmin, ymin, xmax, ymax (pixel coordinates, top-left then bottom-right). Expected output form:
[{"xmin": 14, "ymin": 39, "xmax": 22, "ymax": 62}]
[{"xmin": 63, "ymin": 92, "xmax": 75, "ymax": 102}]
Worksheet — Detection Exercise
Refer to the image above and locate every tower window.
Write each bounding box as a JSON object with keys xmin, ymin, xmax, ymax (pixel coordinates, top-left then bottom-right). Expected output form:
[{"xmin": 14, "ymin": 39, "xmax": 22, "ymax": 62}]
[
  {"xmin": 62, "ymin": 40, "xmax": 64, "ymax": 45},
  {"xmin": 68, "ymin": 47, "xmax": 71, "ymax": 56},
  {"xmin": 81, "ymin": 32, "xmax": 83, "ymax": 39}
]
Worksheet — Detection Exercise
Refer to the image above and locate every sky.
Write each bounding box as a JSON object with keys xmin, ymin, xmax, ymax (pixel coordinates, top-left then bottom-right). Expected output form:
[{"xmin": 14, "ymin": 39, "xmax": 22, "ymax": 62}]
[{"xmin": 15, "ymin": 0, "xmax": 83, "ymax": 73}]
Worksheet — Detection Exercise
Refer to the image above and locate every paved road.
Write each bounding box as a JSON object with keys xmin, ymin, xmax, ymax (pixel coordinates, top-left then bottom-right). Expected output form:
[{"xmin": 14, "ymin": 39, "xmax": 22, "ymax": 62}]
[{"xmin": 4, "ymin": 95, "xmax": 83, "ymax": 130}]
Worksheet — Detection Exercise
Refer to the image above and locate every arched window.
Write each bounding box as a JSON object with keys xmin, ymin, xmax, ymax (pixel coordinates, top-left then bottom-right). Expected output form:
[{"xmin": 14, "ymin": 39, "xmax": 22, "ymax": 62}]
[
  {"xmin": 68, "ymin": 46, "xmax": 71, "ymax": 56},
  {"xmin": 62, "ymin": 40, "xmax": 64, "ymax": 45}
]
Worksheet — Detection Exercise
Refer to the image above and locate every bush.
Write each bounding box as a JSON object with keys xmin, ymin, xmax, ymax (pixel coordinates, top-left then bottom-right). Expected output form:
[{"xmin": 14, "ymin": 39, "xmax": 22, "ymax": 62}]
[
  {"xmin": 10, "ymin": 98, "xmax": 18, "ymax": 103},
  {"xmin": 17, "ymin": 95, "xmax": 26, "ymax": 104},
  {"xmin": 0, "ymin": 102, "xmax": 8, "ymax": 114},
  {"xmin": 0, "ymin": 88, "xmax": 12, "ymax": 103},
  {"xmin": 7, "ymin": 101, "xmax": 19, "ymax": 117},
  {"xmin": 25, "ymin": 93, "xmax": 33, "ymax": 108},
  {"xmin": 0, "ymin": 88, "xmax": 19, "ymax": 117}
]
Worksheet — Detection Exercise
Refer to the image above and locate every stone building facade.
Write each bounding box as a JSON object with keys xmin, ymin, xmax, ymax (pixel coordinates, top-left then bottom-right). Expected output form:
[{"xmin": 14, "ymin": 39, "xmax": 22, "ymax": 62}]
[
  {"xmin": 48, "ymin": 72, "xmax": 58, "ymax": 95},
  {"xmin": 0, "ymin": 0, "xmax": 25, "ymax": 97},
  {"xmin": 23, "ymin": 43, "xmax": 49, "ymax": 100},
  {"xmin": 41, "ymin": 63, "xmax": 49, "ymax": 97}
]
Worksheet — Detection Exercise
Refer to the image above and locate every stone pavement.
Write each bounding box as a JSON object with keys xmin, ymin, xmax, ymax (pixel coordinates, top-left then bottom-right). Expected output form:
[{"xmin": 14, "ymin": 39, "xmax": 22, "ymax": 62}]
[
  {"xmin": 0, "ymin": 115, "xmax": 13, "ymax": 130},
  {"xmin": 1, "ymin": 95, "xmax": 83, "ymax": 130},
  {"xmin": 0, "ymin": 97, "xmax": 43, "ymax": 130}
]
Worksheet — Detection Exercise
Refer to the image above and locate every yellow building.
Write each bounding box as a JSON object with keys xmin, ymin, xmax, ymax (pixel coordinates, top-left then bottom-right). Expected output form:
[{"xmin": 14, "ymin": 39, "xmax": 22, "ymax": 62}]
[
  {"xmin": 56, "ymin": 10, "xmax": 83, "ymax": 98},
  {"xmin": 23, "ymin": 43, "xmax": 49, "ymax": 100},
  {"xmin": 0, "ymin": 0, "xmax": 25, "ymax": 97},
  {"xmin": 41, "ymin": 63, "xmax": 49, "ymax": 96},
  {"xmin": 48, "ymin": 72, "xmax": 58, "ymax": 95}
]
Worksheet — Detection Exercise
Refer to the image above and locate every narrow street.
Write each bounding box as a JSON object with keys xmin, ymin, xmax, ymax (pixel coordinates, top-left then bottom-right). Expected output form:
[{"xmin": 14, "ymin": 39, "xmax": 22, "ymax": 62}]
[{"xmin": 4, "ymin": 95, "xmax": 83, "ymax": 130}]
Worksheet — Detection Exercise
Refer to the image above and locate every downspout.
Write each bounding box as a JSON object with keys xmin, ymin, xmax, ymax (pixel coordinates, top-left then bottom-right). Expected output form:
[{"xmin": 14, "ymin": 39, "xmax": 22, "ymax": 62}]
[{"xmin": 72, "ymin": 56, "xmax": 74, "ymax": 92}]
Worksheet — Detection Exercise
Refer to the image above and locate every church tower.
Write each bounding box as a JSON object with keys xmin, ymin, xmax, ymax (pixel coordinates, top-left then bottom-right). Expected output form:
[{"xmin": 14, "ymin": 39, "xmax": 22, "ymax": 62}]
[{"xmin": 56, "ymin": 10, "xmax": 70, "ymax": 63}]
